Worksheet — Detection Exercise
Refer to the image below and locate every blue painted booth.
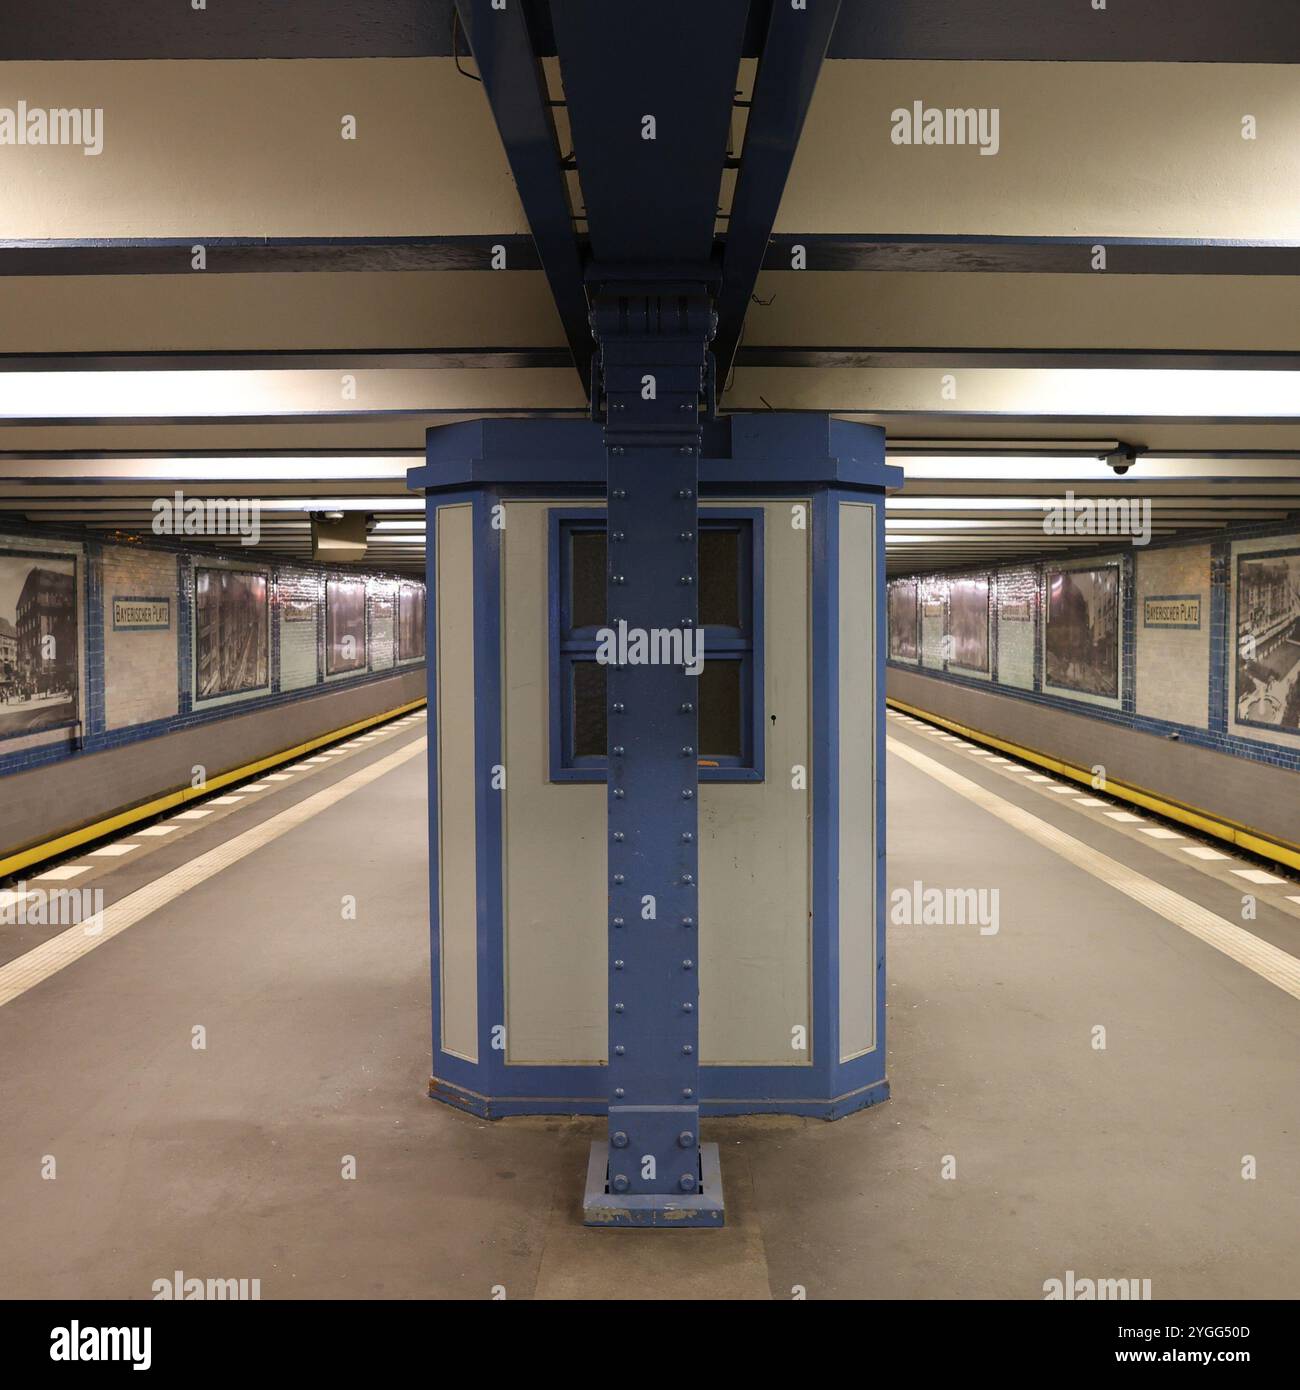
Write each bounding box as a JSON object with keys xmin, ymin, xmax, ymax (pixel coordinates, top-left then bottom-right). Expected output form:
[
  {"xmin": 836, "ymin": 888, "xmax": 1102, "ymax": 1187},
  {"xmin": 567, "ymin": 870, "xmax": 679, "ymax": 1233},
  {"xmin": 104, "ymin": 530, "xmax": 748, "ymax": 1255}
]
[{"xmin": 409, "ymin": 412, "xmax": 900, "ymax": 1128}]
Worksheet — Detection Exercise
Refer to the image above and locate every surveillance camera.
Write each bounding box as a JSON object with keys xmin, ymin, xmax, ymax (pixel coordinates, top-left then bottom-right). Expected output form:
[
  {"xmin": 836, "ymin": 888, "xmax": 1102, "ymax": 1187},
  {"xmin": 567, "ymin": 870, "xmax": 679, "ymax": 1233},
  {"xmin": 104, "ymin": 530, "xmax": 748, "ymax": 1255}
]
[{"xmin": 1104, "ymin": 445, "xmax": 1142, "ymax": 475}]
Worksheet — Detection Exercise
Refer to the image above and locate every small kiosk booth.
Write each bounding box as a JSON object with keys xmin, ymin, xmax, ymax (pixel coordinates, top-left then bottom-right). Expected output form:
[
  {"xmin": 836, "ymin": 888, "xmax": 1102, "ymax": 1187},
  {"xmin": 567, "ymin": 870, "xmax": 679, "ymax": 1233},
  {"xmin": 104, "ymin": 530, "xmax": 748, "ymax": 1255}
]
[{"xmin": 409, "ymin": 411, "xmax": 899, "ymax": 1223}]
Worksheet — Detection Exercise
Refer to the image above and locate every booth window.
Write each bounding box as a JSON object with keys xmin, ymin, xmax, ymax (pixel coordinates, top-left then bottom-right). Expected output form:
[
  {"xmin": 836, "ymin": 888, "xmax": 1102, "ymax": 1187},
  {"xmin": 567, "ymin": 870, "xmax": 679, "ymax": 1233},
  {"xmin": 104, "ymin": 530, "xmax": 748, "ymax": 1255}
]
[{"xmin": 550, "ymin": 509, "xmax": 764, "ymax": 782}]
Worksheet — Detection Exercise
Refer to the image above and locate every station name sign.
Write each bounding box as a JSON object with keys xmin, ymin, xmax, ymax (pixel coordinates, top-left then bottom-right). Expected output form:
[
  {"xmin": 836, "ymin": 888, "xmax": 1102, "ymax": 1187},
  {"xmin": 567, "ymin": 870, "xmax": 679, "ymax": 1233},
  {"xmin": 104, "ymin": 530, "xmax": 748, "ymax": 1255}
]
[
  {"xmin": 112, "ymin": 597, "xmax": 171, "ymax": 631},
  {"xmin": 1142, "ymin": 595, "xmax": 1201, "ymax": 629}
]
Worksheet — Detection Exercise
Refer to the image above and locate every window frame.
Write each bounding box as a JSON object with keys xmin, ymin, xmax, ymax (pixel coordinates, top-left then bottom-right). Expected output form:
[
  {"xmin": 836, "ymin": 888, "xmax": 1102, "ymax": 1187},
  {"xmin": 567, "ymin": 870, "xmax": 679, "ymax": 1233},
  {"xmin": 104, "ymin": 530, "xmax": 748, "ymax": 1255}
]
[{"xmin": 547, "ymin": 506, "xmax": 765, "ymax": 784}]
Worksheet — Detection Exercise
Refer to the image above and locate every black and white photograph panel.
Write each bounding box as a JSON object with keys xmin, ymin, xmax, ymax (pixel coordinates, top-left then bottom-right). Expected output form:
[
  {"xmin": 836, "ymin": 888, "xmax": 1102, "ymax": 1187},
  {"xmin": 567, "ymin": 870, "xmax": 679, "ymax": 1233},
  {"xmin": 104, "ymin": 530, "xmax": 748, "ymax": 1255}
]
[
  {"xmin": 948, "ymin": 575, "xmax": 990, "ymax": 672},
  {"xmin": 1044, "ymin": 564, "xmax": 1120, "ymax": 698},
  {"xmin": 397, "ymin": 581, "xmax": 426, "ymax": 661},
  {"xmin": 887, "ymin": 577, "xmax": 919, "ymax": 660},
  {"xmin": 0, "ymin": 551, "xmax": 78, "ymax": 736},
  {"xmin": 326, "ymin": 576, "xmax": 368, "ymax": 675},
  {"xmin": 1237, "ymin": 548, "xmax": 1300, "ymax": 733},
  {"xmin": 195, "ymin": 567, "xmax": 269, "ymax": 700}
]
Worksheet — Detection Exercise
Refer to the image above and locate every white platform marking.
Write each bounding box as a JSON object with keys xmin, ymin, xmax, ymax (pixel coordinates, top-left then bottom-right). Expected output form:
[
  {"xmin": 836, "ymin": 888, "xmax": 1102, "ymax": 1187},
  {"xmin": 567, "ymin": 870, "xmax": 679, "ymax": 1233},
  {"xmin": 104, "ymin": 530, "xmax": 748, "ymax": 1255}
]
[
  {"xmin": 1140, "ymin": 828, "xmax": 1184, "ymax": 840},
  {"xmin": 0, "ymin": 738, "xmax": 428, "ymax": 1009},
  {"xmin": 1104, "ymin": 812, "xmax": 1145, "ymax": 823},
  {"xmin": 1232, "ymin": 868, "xmax": 1288, "ymax": 885},
  {"xmin": 135, "ymin": 826, "xmax": 178, "ymax": 837},
  {"xmin": 1182, "ymin": 846, "xmax": 1230, "ymax": 860},
  {"xmin": 88, "ymin": 844, "xmax": 140, "ymax": 857},
  {"xmin": 32, "ymin": 866, "xmax": 90, "ymax": 881},
  {"xmin": 173, "ymin": 809, "xmax": 213, "ymax": 820},
  {"xmin": 889, "ymin": 737, "xmax": 1300, "ymax": 1003}
]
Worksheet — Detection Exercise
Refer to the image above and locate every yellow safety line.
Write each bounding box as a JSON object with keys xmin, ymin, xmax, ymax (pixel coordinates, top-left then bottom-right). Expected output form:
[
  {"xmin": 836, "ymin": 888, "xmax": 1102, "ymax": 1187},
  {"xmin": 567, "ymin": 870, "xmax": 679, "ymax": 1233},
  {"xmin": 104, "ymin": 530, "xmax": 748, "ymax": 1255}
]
[
  {"xmin": 886, "ymin": 696, "xmax": 1300, "ymax": 874},
  {"xmin": 0, "ymin": 697, "xmax": 427, "ymax": 880}
]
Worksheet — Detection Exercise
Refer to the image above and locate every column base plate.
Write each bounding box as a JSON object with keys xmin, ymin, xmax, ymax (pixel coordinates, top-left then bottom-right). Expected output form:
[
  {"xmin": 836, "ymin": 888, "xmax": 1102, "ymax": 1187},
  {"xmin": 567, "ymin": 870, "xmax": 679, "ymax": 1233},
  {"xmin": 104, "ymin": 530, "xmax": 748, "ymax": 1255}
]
[{"xmin": 582, "ymin": 1140, "xmax": 725, "ymax": 1228}]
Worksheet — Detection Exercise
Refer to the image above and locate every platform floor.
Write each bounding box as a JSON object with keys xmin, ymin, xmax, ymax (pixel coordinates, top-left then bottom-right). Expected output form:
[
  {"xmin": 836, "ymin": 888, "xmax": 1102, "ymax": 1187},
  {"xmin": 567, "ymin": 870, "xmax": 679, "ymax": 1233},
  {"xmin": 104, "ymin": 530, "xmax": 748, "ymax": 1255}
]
[{"xmin": 0, "ymin": 706, "xmax": 1296, "ymax": 1300}]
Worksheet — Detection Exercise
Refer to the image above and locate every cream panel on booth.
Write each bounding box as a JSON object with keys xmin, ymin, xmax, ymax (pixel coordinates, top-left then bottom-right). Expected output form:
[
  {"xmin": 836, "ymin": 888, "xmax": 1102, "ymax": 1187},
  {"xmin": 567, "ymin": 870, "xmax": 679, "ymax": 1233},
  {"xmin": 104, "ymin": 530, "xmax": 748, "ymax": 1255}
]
[
  {"xmin": 501, "ymin": 500, "xmax": 813, "ymax": 1067},
  {"xmin": 436, "ymin": 503, "xmax": 478, "ymax": 1063}
]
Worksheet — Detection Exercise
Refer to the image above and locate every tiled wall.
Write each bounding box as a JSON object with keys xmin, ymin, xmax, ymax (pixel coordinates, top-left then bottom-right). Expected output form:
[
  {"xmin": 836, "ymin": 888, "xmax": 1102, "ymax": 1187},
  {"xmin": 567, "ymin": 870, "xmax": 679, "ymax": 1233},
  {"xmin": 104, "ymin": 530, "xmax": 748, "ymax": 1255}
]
[
  {"xmin": 995, "ymin": 565, "xmax": 1037, "ymax": 691},
  {"xmin": 887, "ymin": 519, "xmax": 1300, "ymax": 777},
  {"xmin": 1134, "ymin": 543, "xmax": 1211, "ymax": 729},
  {"xmin": 102, "ymin": 546, "xmax": 182, "ymax": 730},
  {"xmin": 0, "ymin": 521, "xmax": 426, "ymax": 781},
  {"xmin": 277, "ymin": 567, "xmax": 323, "ymax": 692}
]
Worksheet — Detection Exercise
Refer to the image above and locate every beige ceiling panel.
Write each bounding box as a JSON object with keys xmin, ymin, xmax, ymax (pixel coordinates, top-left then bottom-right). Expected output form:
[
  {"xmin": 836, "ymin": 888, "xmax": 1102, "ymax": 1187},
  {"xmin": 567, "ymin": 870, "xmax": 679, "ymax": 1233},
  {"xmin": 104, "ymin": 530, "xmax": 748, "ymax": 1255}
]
[
  {"xmin": 745, "ymin": 272, "xmax": 1300, "ymax": 351},
  {"xmin": 0, "ymin": 272, "xmax": 567, "ymax": 353},
  {"xmin": 781, "ymin": 62, "xmax": 1300, "ymax": 237},
  {"xmin": 0, "ymin": 59, "xmax": 528, "ymax": 237}
]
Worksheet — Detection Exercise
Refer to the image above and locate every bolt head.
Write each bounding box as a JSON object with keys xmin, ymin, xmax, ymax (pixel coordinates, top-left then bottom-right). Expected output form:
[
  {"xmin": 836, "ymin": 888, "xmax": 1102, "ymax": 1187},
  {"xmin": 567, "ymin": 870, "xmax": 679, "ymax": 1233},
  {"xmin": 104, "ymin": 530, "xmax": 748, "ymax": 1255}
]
[
  {"xmin": 678, "ymin": 1131, "xmax": 695, "ymax": 1148},
  {"xmin": 679, "ymin": 1174, "xmax": 697, "ymax": 1193},
  {"xmin": 612, "ymin": 1174, "xmax": 630, "ymax": 1193},
  {"xmin": 612, "ymin": 1131, "xmax": 629, "ymax": 1149}
]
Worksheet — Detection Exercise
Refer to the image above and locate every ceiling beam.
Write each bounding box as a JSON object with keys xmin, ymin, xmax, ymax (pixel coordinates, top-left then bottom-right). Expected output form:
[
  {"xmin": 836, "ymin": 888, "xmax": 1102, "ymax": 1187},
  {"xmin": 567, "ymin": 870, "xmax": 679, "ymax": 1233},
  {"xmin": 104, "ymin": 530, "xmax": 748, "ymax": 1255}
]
[
  {"xmin": 10, "ymin": 236, "xmax": 1300, "ymax": 279},
  {"xmin": 713, "ymin": 0, "xmax": 841, "ymax": 385},
  {"xmin": 9, "ymin": 0, "xmax": 1297, "ymax": 62},
  {"xmin": 827, "ymin": 1, "xmax": 1300, "ymax": 62},
  {"xmin": 550, "ymin": 0, "xmax": 748, "ymax": 270},
  {"xmin": 0, "ymin": 237, "xmax": 540, "ymax": 276},
  {"xmin": 761, "ymin": 236, "xmax": 1300, "ymax": 275},
  {"xmin": 452, "ymin": 0, "xmax": 592, "ymax": 384}
]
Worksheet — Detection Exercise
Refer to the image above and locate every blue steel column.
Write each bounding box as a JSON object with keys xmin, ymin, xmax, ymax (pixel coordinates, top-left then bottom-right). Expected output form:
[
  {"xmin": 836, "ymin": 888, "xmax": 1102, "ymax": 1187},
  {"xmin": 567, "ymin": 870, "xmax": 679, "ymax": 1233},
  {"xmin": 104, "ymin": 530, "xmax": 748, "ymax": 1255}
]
[{"xmin": 594, "ymin": 287, "xmax": 714, "ymax": 1214}]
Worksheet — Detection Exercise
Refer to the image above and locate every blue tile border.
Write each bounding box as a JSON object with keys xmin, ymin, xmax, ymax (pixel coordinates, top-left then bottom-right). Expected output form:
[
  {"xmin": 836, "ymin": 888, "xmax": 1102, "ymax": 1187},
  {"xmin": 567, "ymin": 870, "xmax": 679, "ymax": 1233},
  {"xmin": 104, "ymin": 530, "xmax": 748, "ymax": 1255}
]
[
  {"xmin": 887, "ymin": 515, "xmax": 1300, "ymax": 775},
  {"xmin": 0, "ymin": 515, "xmax": 425, "ymax": 780}
]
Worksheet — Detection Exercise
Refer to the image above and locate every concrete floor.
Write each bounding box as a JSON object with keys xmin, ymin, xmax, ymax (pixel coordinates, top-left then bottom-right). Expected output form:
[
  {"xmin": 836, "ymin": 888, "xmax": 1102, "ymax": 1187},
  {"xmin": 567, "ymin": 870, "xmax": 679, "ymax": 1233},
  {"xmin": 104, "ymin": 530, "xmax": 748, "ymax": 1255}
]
[{"xmin": 1, "ymin": 715, "xmax": 1296, "ymax": 1300}]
